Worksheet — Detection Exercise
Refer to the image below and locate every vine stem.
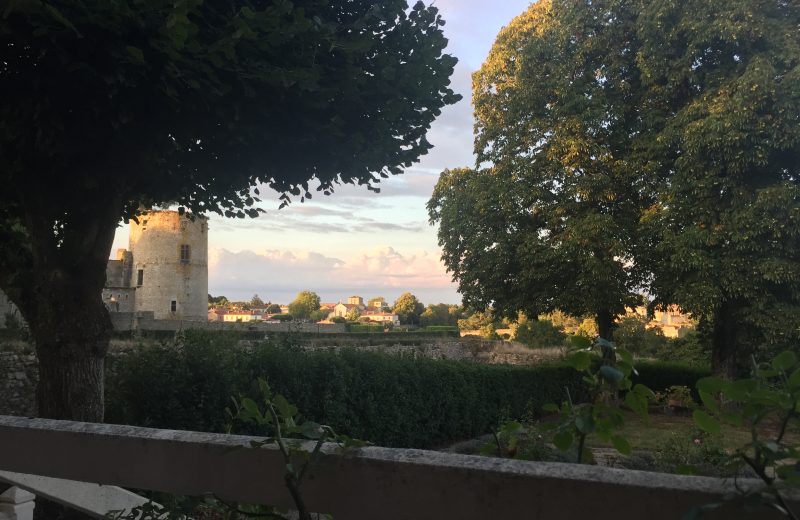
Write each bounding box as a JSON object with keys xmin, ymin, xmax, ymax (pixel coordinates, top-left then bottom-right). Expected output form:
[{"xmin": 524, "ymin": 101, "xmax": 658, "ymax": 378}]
[{"xmin": 268, "ymin": 403, "xmax": 313, "ymax": 520}]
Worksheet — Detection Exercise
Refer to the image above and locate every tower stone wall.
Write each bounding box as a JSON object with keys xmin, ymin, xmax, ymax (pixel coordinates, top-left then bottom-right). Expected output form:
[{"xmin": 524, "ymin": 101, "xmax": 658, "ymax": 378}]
[{"xmin": 129, "ymin": 211, "xmax": 208, "ymax": 321}]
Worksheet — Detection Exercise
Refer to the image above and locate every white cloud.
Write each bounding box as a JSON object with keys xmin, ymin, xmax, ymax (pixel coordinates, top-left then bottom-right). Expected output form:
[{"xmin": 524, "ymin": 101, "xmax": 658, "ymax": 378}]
[{"xmin": 208, "ymin": 246, "xmax": 460, "ymax": 305}]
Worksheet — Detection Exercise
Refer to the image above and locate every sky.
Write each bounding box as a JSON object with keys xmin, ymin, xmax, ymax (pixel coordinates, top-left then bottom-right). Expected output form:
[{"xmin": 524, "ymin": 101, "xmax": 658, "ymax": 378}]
[{"xmin": 111, "ymin": 0, "xmax": 534, "ymax": 306}]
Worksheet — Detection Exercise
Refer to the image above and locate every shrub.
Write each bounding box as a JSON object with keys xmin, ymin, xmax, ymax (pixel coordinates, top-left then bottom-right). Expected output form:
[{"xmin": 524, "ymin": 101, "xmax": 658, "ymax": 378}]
[
  {"xmin": 424, "ymin": 325, "xmax": 459, "ymax": 333},
  {"xmin": 632, "ymin": 361, "xmax": 711, "ymax": 401},
  {"xmin": 613, "ymin": 316, "xmax": 668, "ymax": 357},
  {"xmin": 105, "ymin": 332, "xmax": 712, "ymax": 449},
  {"xmin": 347, "ymin": 324, "xmax": 383, "ymax": 333},
  {"xmin": 329, "ymin": 316, "xmax": 346, "ymax": 324},
  {"xmin": 513, "ymin": 319, "xmax": 566, "ymax": 349},
  {"xmin": 106, "ymin": 334, "xmax": 585, "ymax": 448}
]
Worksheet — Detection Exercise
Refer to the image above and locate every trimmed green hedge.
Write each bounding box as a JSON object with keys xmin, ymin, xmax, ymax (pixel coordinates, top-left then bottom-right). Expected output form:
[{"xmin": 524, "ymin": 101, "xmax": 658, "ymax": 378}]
[
  {"xmin": 106, "ymin": 333, "xmax": 584, "ymax": 447},
  {"xmin": 633, "ymin": 361, "xmax": 712, "ymax": 400},
  {"xmin": 104, "ymin": 331, "xmax": 710, "ymax": 449},
  {"xmin": 347, "ymin": 324, "xmax": 383, "ymax": 333},
  {"xmin": 424, "ymin": 326, "xmax": 459, "ymax": 333}
]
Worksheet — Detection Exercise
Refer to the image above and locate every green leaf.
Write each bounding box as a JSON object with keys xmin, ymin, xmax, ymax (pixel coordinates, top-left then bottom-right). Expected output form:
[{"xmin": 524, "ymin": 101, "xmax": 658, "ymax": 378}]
[
  {"xmin": 789, "ymin": 368, "xmax": 800, "ymax": 389},
  {"xmin": 599, "ymin": 365, "xmax": 624, "ymax": 384},
  {"xmin": 693, "ymin": 410, "xmax": 721, "ymax": 434},
  {"xmin": 698, "ymin": 390, "xmax": 719, "ymax": 413},
  {"xmin": 696, "ymin": 377, "xmax": 724, "ymax": 393},
  {"xmin": 553, "ymin": 430, "xmax": 574, "ymax": 451},
  {"xmin": 126, "ymin": 46, "xmax": 145, "ymax": 64},
  {"xmin": 569, "ymin": 335, "xmax": 592, "ymax": 350},
  {"xmin": 273, "ymin": 394, "xmax": 297, "ymax": 417},
  {"xmin": 625, "ymin": 391, "xmax": 647, "ymax": 417},
  {"xmin": 542, "ymin": 403, "xmax": 559, "ymax": 413},
  {"xmin": 568, "ymin": 351, "xmax": 592, "ymax": 372},
  {"xmin": 240, "ymin": 397, "xmax": 260, "ymax": 417},
  {"xmin": 300, "ymin": 421, "xmax": 323, "ymax": 439},
  {"xmin": 575, "ymin": 415, "xmax": 595, "ymax": 434},
  {"xmin": 773, "ymin": 351, "xmax": 798, "ymax": 372},
  {"xmin": 610, "ymin": 435, "xmax": 631, "ymax": 455}
]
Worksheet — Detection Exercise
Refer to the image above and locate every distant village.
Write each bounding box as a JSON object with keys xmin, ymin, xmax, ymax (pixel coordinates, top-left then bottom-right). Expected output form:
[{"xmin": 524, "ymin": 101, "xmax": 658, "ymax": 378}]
[
  {"xmin": 208, "ymin": 295, "xmax": 401, "ymax": 327},
  {"xmin": 0, "ymin": 208, "xmax": 696, "ymax": 339}
]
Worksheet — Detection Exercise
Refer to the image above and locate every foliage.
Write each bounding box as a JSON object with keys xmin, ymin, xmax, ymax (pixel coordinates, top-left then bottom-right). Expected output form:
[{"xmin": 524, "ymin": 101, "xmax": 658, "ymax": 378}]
[
  {"xmin": 287, "ymin": 291, "xmax": 321, "ymax": 320},
  {"xmin": 227, "ymin": 379, "xmax": 365, "ymax": 520},
  {"xmin": 652, "ymin": 430, "xmax": 730, "ymax": 478},
  {"xmin": 632, "ymin": 362, "xmax": 711, "ymax": 399},
  {"xmin": 266, "ymin": 303, "xmax": 282, "ymax": 315},
  {"xmin": 270, "ymin": 314, "xmax": 293, "ymax": 323},
  {"xmin": 309, "ymin": 309, "xmax": 329, "ymax": 322},
  {"xmin": 208, "ymin": 294, "xmax": 229, "ymax": 307},
  {"xmin": 347, "ymin": 324, "xmax": 383, "ymax": 333},
  {"xmin": 457, "ymin": 310, "xmax": 497, "ymax": 332},
  {"xmin": 345, "ymin": 307, "xmax": 361, "ymax": 322},
  {"xmin": 106, "ymin": 333, "xmax": 587, "ymax": 448},
  {"xmin": 513, "ymin": 317, "xmax": 566, "ymax": 349},
  {"xmin": 420, "ymin": 304, "xmax": 463, "ymax": 328},
  {"xmin": 392, "ymin": 292, "xmax": 425, "ymax": 325},
  {"xmin": 690, "ymin": 351, "xmax": 800, "ymax": 517},
  {"xmin": 542, "ymin": 337, "xmax": 654, "ymax": 463},
  {"xmin": 653, "ymin": 385, "xmax": 696, "ymax": 414},
  {"xmin": 423, "ymin": 326, "xmax": 459, "ymax": 333},
  {"xmin": 637, "ymin": 0, "xmax": 800, "ymax": 377},
  {"xmin": 0, "ymin": 0, "xmax": 460, "ymax": 420},
  {"xmin": 429, "ymin": 0, "xmax": 651, "ymax": 341},
  {"xmin": 613, "ymin": 316, "xmax": 669, "ymax": 358},
  {"xmin": 367, "ymin": 297, "xmax": 387, "ymax": 309},
  {"xmin": 250, "ymin": 295, "xmax": 265, "ymax": 308},
  {"xmin": 543, "ymin": 311, "xmax": 585, "ymax": 335},
  {"xmin": 329, "ymin": 316, "xmax": 346, "ymax": 324},
  {"xmin": 106, "ymin": 330, "xmax": 245, "ymax": 433}
]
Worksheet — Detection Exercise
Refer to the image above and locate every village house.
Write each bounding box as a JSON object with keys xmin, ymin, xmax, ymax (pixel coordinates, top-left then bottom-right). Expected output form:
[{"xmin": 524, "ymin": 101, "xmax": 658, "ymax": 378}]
[{"xmin": 628, "ymin": 305, "xmax": 694, "ymax": 338}]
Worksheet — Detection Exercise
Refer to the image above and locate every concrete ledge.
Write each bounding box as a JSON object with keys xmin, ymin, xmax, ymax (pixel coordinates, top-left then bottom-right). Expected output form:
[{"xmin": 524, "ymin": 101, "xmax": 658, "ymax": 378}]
[
  {"xmin": 0, "ymin": 415, "xmax": 794, "ymax": 519},
  {"xmin": 0, "ymin": 471, "xmax": 148, "ymax": 519}
]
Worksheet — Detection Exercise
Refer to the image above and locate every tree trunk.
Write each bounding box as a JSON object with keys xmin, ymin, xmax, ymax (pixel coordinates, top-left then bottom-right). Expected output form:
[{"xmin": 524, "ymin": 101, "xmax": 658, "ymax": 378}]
[
  {"xmin": 711, "ymin": 302, "xmax": 738, "ymax": 379},
  {"xmin": 31, "ymin": 278, "xmax": 111, "ymax": 422},
  {"xmin": 596, "ymin": 310, "xmax": 616, "ymax": 362}
]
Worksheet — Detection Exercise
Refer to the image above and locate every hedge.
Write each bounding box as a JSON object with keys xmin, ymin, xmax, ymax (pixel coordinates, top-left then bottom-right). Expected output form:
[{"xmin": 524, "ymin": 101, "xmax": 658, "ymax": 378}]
[
  {"xmin": 104, "ymin": 331, "xmax": 710, "ymax": 449},
  {"xmin": 106, "ymin": 333, "xmax": 584, "ymax": 448}
]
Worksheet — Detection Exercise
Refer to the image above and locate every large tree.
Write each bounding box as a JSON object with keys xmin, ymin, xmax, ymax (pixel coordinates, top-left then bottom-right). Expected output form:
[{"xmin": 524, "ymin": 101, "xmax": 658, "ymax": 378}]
[
  {"xmin": 392, "ymin": 292, "xmax": 424, "ymax": 325},
  {"xmin": 429, "ymin": 0, "xmax": 651, "ymax": 342},
  {"xmin": 638, "ymin": 0, "xmax": 800, "ymax": 377},
  {"xmin": 429, "ymin": 0, "xmax": 800, "ymax": 377},
  {"xmin": 0, "ymin": 0, "xmax": 459, "ymax": 421},
  {"xmin": 287, "ymin": 291, "xmax": 321, "ymax": 320}
]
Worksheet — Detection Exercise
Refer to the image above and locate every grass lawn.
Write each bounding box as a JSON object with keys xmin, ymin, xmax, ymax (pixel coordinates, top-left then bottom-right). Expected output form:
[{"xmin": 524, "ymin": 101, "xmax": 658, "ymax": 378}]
[{"xmin": 583, "ymin": 409, "xmax": 797, "ymax": 452}]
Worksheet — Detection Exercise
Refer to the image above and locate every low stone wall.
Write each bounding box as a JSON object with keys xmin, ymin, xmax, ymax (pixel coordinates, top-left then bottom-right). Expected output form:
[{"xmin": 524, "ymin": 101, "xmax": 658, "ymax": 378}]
[
  {"xmin": 108, "ymin": 312, "xmax": 347, "ymax": 334},
  {"xmin": 0, "ymin": 345, "xmax": 37, "ymax": 417}
]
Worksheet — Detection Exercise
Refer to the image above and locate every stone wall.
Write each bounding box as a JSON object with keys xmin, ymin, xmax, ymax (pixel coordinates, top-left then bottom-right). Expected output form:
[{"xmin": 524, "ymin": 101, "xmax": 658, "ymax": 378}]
[{"xmin": 0, "ymin": 344, "xmax": 37, "ymax": 417}]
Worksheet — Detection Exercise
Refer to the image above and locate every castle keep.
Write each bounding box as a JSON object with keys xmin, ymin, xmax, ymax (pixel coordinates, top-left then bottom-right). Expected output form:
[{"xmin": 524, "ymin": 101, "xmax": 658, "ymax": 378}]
[{"xmin": 103, "ymin": 210, "xmax": 208, "ymax": 322}]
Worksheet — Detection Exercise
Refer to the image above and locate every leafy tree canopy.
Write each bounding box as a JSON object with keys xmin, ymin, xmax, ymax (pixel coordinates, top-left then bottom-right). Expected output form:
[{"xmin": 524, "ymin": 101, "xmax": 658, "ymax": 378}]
[
  {"xmin": 0, "ymin": 0, "xmax": 459, "ymax": 420},
  {"xmin": 429, "ymin": 0, "xmax": 800, "ymax": 374},
  {"xmin": 288, "ymin": 290, "xmax": 321, "ymax": 320},
  {"xmin": 419, "ymin": 303, "xmax": 462, "ymax": 327},
  {"xmin": 392, "ymin": 292, "xmax": 424, "ymax": 325},
  {"xmin": 637, "ymin": 0, "xmax": 800, "ymax": 374},
  {"xmin": 250, "ymin": 294, "xmax": 264, "ymax": 308},
  {"xmin": 429, "ymin": 0, "xmax": 651, "ymax": 341}
]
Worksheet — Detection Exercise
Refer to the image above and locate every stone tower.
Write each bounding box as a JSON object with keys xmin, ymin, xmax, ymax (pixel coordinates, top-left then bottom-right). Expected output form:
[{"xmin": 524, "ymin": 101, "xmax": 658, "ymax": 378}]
[{"xmin": 128, "ymin": 210, "xmax": 208, "ymax": 321}]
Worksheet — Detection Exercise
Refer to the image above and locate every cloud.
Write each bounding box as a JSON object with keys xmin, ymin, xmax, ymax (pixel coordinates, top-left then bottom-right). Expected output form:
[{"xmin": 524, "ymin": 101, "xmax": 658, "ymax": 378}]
[{"xmin": 208, "ymin": 246, "xmax": 460, "ymax": 304}]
